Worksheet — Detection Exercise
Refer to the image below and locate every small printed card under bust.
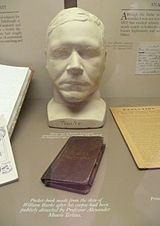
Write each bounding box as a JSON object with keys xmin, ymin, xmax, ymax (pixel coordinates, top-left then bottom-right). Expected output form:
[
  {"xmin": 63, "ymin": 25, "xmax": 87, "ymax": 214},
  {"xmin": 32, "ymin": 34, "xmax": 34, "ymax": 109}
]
[{"xmin": 0, "ymin": 115, "xmax": 18, "ymax": 186}]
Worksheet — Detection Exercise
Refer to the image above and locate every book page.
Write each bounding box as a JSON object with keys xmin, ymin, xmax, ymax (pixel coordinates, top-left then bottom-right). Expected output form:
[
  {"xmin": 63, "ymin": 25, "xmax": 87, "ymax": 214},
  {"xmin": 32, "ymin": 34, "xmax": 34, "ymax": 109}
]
[
  {"xmin": 110, "ymin": 106, "xmax": 160, "ymax": 169},
  {"xmin": 0, "ymin": 64, "xmax": 30, "ymax": 128},
  {"xmin": 0, "ymin": 116, "xmax": 18, "ymax": 185}
]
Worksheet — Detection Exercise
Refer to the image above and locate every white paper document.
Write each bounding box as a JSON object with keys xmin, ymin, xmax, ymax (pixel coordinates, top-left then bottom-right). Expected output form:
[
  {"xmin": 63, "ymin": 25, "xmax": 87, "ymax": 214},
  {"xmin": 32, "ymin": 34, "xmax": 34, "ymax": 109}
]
[
  {"xmin": 0, "ymin": 116, "xmax": 18, "ymax": 185},
  {"xmin": 136, "ymin": 42, "xmax": 160, "ymax": 75}
]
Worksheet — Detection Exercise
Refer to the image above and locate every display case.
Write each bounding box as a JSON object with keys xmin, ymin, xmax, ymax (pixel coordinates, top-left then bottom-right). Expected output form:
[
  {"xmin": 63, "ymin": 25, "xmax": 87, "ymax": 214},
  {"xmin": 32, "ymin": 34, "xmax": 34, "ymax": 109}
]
[{"xmin": 0, "ymin": 0, "xmax": 160, "ymax": 225}]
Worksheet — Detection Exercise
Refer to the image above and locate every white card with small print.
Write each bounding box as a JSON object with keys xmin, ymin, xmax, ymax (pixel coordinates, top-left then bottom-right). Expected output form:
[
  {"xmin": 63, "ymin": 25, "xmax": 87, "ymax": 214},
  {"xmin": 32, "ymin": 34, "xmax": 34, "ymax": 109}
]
[{"xmin": 0, "ymin": 115, "xmax": 18, "ymax": 186}]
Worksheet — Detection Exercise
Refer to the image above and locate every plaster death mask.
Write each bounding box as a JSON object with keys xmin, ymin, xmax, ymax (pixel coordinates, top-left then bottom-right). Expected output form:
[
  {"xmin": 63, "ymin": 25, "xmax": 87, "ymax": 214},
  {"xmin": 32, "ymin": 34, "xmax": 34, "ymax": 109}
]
[{"xmin": 45, "ymin": 7, "xmax": 107, "ymax": 129}]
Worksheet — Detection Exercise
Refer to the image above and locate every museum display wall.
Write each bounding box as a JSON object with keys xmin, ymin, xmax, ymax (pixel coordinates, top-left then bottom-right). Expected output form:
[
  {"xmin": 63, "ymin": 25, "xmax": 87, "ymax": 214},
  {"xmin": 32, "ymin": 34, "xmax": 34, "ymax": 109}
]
[{"xmin": 1, "ymin": 0, "xmax": 160, "ymax": 99}]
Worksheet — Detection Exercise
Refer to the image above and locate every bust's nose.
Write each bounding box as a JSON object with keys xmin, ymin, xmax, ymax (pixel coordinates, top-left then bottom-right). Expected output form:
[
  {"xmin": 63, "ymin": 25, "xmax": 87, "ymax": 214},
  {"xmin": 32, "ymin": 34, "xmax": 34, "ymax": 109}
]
[{"xmin": 66, "ymin": 50, "xmax": 83, "ymax": 75}]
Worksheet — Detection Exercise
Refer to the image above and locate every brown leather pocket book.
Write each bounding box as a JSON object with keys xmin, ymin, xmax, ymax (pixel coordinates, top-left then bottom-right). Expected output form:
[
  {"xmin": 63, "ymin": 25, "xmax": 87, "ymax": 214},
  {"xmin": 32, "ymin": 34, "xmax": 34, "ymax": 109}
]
[{"xmin": 41, "ymin": 136, "xmax": 105, "ymax": 194}]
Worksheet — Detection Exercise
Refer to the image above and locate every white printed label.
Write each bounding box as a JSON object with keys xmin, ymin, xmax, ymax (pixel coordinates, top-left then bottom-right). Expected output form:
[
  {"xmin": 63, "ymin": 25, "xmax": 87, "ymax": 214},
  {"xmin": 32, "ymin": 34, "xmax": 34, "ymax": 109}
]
[{"xmin": 136, "ymin": 42, "xmax": 160, "ymax": 74}]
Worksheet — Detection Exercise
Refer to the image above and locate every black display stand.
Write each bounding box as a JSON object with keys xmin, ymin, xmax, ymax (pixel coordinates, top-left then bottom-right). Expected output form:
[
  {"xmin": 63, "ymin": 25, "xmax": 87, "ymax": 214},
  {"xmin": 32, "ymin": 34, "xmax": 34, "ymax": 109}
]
[{"xmin": 64, "ymin": 0, "xmax": 77, "ymax": 8}]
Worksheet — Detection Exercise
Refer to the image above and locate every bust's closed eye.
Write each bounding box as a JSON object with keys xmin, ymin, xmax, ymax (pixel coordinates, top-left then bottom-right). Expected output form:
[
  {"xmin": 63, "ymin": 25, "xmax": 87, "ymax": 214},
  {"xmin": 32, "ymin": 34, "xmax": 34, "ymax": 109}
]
[
  {"xmin": 78, "ymin": 47, "xmax": 100, "ymax": 59},
  {"xmin": 50, "ymin": 47, "xmax": 71, "ymax": 59}
]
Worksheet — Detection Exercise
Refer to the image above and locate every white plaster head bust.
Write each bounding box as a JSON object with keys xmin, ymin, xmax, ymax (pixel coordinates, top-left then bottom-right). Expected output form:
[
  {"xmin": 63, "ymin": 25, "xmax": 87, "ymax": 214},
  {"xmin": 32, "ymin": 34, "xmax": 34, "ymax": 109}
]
[{"xmin": 45, "ymin": 7, "xmax": 107, "ymax": 128}]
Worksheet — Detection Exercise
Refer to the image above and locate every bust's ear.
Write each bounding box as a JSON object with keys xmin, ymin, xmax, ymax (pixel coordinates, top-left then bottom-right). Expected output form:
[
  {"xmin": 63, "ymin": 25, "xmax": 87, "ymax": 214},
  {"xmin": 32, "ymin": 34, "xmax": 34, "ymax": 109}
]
[
  {"xmin": 102, "ymin": 48, "xmax": 107, "ymax": 62},
  {"xmin": 45, "ymin": 49, "xmax": 48, "ymax": 70},
  {"xmin": 104, "ymin": 48, "xmax": 107, "ymax": 61},
  {"xmin": 105, "ymin": 44, "xmax": 107, "ymax": 55},
  {"xmin": 105, "ymin": 51, "xmax": 107, "ymax": 59},
  {"xmin": 44, "ymin": 48, "xmax": 47, "ymax": 57}
]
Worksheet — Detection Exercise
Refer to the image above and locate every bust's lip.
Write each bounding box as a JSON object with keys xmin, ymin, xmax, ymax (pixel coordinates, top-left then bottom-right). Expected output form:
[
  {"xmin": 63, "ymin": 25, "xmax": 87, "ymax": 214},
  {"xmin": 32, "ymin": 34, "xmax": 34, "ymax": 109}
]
[
  {"xmin": 58, "ymin": 81, "xmax": 90, "ymax": 91},
  {"xmin": 59, "ymin": 81, "xmax": 89, "ymax": 86}
]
